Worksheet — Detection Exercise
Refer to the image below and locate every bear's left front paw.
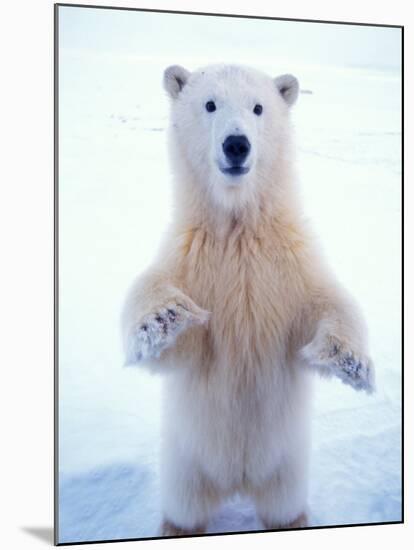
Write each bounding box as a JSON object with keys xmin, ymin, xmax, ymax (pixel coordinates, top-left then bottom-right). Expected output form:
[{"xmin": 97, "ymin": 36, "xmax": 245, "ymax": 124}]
[
  {"xmin": 300, "ymin": 336, "xmax": 375, "ymax": 393},
  {"xmin": 332, "ymin": 351, "xmax": 375, "ymax": 393}
]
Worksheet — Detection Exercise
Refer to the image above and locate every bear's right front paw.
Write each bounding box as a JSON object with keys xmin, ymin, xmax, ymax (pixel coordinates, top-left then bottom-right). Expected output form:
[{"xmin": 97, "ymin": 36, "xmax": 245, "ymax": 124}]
[{"xmin": 125, "ymin": 301, "xmax": 209, "ymax": 364}]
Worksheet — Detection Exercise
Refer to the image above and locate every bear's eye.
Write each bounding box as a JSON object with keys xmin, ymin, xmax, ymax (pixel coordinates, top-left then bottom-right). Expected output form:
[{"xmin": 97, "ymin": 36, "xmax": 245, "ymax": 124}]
[
  {"xmin": 205, "ymin": 101, "xmax": 216, "ymax": 113},
  {"xmin": 253, "ymin": 104, "xmax": 263, "ymax": 116}
]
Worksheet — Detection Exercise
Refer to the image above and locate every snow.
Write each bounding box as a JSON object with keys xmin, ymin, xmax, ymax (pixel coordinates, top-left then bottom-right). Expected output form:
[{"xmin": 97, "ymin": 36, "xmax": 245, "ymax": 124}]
[{"xmin": 57, "ymin": 10, "xmax": 402, "ymax": 544}]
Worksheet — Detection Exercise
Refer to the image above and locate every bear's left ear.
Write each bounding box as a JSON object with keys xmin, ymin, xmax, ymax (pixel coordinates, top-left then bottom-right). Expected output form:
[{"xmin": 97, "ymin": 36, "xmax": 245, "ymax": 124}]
[
  {"xmin": 274, "ymin": 74, "xmax": 299, "ymax": 107},
  {"xmin": 163, "ymin": 65, "xmax": 191, "ymax": 99}
]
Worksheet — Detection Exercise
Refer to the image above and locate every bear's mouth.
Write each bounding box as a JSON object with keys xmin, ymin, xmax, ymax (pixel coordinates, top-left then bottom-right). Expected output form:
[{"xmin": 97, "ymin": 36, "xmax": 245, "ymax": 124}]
[{"xmin": 220, "ymin": 166, "xmax": 250, "ymax": 176}]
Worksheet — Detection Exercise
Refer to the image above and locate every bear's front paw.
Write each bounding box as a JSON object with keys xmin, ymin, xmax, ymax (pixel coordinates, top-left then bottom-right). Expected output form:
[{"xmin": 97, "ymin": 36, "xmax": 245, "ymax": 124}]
[
  {"xmin": 300, "ymin": 336, "xmax": 375, "ymax": 393},
  {"xmin": 125, "ymin": 300, "xmax": 210, "ymax": 364}
]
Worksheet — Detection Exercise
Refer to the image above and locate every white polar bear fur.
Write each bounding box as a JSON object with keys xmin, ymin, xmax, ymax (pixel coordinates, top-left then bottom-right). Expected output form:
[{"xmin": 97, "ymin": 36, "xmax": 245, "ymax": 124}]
[{"xmin": 122, "ymin": 64, "xmax": 374, "ymax": 534}]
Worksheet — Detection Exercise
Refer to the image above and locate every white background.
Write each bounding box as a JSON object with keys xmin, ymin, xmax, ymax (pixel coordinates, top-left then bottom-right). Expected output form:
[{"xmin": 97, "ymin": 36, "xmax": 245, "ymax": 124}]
[{"xmin": 0, "ymin": 0, "xmax": 411, "ymax": 549}]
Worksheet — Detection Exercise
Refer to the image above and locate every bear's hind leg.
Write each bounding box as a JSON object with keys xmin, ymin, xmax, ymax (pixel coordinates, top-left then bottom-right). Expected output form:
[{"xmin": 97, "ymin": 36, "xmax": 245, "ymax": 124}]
[
  {"xmin": 160, "ymin": 454, "xmax": 222, "ymax": 537},
  {"xmin": 251, "ymin": 457, "xmax": 309, "ymax": 531}
]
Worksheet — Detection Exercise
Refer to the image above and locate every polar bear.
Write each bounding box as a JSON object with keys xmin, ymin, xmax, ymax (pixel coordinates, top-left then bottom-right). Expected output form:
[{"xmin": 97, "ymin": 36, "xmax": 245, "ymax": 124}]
[{"xmin": 122, "ymin": 64, "xmax": 374, "ymax": 536}]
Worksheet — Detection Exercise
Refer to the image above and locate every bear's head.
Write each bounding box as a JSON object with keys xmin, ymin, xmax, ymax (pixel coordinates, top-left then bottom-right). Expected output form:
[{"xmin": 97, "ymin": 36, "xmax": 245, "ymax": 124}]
[{"xmin": 163, "ymin": 64, "xmax": 299, "ymax": 214}]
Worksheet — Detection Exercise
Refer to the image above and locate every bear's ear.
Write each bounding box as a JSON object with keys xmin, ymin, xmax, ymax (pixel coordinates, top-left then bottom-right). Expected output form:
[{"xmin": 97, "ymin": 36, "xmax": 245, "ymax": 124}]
[
  {"xmin": 274, "ymin": 74, "xmax": 299, "ymax": 107},
  {"xmin": 163, "ymin": 65, "xmax": 191, "ymax": 99}
]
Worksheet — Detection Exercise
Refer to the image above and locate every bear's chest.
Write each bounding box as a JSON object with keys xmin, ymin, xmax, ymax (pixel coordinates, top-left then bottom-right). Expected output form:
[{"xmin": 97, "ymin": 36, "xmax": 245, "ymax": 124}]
[{"xmin": 181, "ymin": 227, "xmax": 306, "ymax": 366}]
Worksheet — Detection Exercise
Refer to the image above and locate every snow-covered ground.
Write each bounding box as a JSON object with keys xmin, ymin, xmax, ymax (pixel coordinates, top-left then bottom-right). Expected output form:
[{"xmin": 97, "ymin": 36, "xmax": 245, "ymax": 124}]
[{"xmin": 57, "ymin": 19, "xmax": 402, "ymax": 544}]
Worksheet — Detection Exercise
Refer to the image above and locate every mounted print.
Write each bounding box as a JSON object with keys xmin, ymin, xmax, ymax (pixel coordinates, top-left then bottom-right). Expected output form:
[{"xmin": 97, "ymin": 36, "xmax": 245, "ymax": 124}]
[{"xmin": 55, "ymin": 3, "xmax": 403, "ymax": 545}]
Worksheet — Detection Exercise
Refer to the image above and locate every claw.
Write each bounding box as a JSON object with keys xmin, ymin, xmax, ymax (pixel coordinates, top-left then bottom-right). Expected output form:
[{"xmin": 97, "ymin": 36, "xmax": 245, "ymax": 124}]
[{"xmin": 167, "ymin": 308, "xmax": 177, "ymax": 321}]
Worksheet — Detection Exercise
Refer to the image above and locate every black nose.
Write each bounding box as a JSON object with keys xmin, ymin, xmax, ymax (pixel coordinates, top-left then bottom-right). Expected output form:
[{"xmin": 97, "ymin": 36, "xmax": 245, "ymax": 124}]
[{"xmin": 222, "ymin": 135, "xmax": 251, "ymax": 165}]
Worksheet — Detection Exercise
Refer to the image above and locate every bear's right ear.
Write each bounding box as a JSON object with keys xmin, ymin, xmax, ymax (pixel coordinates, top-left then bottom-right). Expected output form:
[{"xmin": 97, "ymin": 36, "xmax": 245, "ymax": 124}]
[{"xmin": 163, "ymin": 65, "xmax": 191, "ymax": 99}]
